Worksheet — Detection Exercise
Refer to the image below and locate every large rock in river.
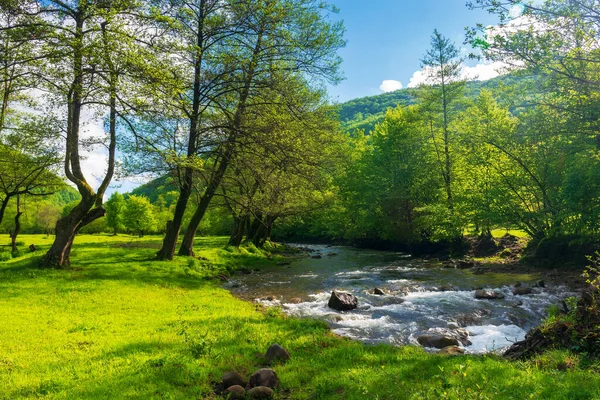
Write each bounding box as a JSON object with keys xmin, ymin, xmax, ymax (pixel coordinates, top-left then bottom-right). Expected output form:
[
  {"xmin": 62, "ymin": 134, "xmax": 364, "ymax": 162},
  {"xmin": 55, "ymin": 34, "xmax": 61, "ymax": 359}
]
[
  {"xmin": 512, "ymin": 287, "xmax": 533, "ymax": 295},
  {"xmin": 475, "ymin": 289, "xmax": 505, "ymax": 300},
  {"xmin": 328, "ymin": 290, "xmax": 358, "ymax": 311},
  {"xmin": 417, "ymin": 334, "xmax": 459, "ymax": 349},
  {"xmin": 438, "ymin": 345, "xmax": 465, "ymax": 355}
]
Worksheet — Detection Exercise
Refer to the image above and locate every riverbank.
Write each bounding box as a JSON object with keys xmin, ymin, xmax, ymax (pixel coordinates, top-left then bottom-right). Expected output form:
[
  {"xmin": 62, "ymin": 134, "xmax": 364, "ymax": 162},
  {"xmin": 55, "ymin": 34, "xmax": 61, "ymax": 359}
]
[{"xmin": 1, "ymin": 234, "xmax": 599, "ymax": 399}]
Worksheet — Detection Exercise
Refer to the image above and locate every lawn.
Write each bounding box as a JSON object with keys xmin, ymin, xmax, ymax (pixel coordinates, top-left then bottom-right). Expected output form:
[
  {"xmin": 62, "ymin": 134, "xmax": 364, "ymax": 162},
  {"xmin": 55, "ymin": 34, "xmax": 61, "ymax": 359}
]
[{"xmin": 0, "ymin": 234, "xmax": 598, "ymax": 399}]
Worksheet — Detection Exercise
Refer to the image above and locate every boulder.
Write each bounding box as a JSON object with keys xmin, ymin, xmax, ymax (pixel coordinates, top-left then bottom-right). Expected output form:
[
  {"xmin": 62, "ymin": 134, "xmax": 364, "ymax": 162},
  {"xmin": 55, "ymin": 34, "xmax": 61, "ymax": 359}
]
[
  {"xmin": 265, "ymin": 343, "xmax": 290, "ymax": 364},
  {"xmin": 373, "ymin": 287, "xmax": 387, "ymax": 295},
  {"xmin": 238, "ymin": 267, "xmax": 252, "ymax": 275},
  {"xmin": 512, "ymin": 287, "xmax": 533, "ymax": 296},
  {"xmin": 328, "ymin": 290, "xmax": 358, "ymax": 311},
  {"xmin": 454, "ymin": 308, "xmax": 491, "ymax": 327},
  {"xmin": 537, "ymin": 280, "xmax": 545, "ymax": 288},
  {"xmin": 417, "ymin": 334, "xmax": 459, "ymax": 349},
  {"xmin": 474, "ymin": 289, "xmax": 505, "ymax": 300},
  {"xmin": 224, "ymin": 385, "xmax": 246, "ymax": 399},
  {"xmin": 438, "ymin": 346, "xmax": 465, "ymax": 355},
  {"xmin": 248, "ymin": 386, "xmax": 274, "ymax": 399},
  {"xmin": 311, "ymin": 254, "xmax": 322, "ymax": 259},
  {"xmin": 428, "ymin": 327, "xmax": 471, "ymax": 346},
  {"xmin": 289, "ymin": 297, "xmax": 302, "ymax": 304},
  {"xmin": 249, "ymin": 369, "xmax": 279, "ymax": 389},
  {"xmin": 222, "ymin": 371, "xmax": 246, "ymax": 389},
  {"xmin": 457, "ymin": 260, "xmax": 477, "ymax": 269}
]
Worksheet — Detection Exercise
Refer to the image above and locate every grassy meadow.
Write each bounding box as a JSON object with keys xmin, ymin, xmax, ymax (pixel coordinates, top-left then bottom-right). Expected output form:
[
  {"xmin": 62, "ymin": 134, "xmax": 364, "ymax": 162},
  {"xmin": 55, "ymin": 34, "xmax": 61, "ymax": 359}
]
[{"xmin": 0, "ymin": 234, "xmax": 599, "ymax": 399}]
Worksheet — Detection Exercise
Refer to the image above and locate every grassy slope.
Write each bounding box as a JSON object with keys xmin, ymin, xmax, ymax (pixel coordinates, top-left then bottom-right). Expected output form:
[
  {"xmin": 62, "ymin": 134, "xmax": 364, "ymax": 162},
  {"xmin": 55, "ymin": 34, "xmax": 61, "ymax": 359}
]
[{"xmin": 0, "ymin": 235, "xmax": 599, "ymax": 399}]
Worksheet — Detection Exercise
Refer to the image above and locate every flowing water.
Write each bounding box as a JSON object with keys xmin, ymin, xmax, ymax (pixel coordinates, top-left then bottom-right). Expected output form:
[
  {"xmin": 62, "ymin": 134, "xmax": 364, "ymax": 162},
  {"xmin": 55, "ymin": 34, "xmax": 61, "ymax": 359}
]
[{"xmin": 227, "ymin": 244, "xmax": 574, "ymax": 354}]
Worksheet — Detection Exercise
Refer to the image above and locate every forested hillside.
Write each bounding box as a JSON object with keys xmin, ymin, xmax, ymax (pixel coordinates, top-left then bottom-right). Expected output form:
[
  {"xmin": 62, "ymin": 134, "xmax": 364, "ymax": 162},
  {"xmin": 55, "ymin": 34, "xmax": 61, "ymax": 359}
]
[{"xmin": 338, "ymin": 73, "xmax": 540, "ymax": 133}]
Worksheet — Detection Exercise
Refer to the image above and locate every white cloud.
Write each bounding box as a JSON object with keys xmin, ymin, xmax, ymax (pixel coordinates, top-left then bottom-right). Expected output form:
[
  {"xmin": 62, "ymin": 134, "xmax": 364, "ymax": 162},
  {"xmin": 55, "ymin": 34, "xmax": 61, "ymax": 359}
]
[
  {"xmin": 407, "ymin": 60, "xmax": 507, "ymax": 88},
  {"xmin": 379, "ymin": 79, "xmax": 403, "ymax": 93}
]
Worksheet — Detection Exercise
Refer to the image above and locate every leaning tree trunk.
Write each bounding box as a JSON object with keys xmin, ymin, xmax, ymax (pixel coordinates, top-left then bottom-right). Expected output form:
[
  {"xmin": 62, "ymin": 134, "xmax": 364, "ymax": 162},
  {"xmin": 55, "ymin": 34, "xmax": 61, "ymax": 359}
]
[
  {"xmin": 10, "ymin": 194, "xmax": 22, "ymax": 252},
  {"xmin": 156, "ymin": 3, "xmax": 206, "ymax": 261},
  {"xmin": 42, "ymin": 196, "xmax": 95, "ymax": 268},
  {"xmin": 178, "ymin": 24, "xmax": 263, "ymax": 257}
]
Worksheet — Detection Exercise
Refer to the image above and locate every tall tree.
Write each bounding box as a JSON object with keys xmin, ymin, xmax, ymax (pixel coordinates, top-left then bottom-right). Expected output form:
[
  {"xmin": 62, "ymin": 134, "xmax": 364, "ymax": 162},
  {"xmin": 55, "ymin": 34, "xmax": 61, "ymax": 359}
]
[
  {"xmin": 419, "ymin": 30, "xmax": 465, "ymax": 213},
  {"xmin": 177, "ymin": 0, "xmax": 344, "ymax": 256}
]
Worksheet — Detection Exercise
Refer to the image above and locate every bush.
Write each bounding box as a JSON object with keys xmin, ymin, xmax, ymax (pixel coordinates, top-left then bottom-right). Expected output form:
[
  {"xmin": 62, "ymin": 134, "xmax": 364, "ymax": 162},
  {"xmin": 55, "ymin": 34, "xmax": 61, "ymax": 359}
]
[
  {"xmin": 11, "ymin": 249, "xmax": 24, "ymax": 258},
  {"xmin": 0, "ymin": 251, "xmax": 11, "ymax": 261}
]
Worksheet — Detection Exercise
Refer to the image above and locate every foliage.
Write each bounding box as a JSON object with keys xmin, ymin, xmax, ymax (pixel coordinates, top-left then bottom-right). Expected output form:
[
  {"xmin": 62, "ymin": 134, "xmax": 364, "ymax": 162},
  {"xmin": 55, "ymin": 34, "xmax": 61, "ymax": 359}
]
[
  {"xmin": 105, "ymin": 192, "xmax": 126, "ymax": 235},
  {"xmin": 123, "ymin": 195, "xmax": 156, "ymax": 236}
]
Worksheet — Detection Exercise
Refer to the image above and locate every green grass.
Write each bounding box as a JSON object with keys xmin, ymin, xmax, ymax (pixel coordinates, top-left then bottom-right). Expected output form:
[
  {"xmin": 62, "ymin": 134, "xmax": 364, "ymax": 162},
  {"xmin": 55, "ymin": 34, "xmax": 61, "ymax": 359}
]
[{"xmin": 1, "ymin": 234, "xmax": 599, "ymax": 399}]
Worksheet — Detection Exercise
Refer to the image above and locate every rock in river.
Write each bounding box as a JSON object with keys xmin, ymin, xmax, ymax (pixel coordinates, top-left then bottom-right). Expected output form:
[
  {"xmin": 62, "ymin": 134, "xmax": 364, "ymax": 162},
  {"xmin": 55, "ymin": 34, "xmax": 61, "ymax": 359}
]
[
  {"xmin": 474, "ymin": 289, "xmax": 505, "ymax": 300},
  {"xmin": 438, "ymin": 345, "xmax": 465, "ymax": 355},
  {"xmin": 328, "ymin": 290, "xmax": 358, "ymax": 311},
  {"xmin": 417, "ymin": 334, "xmax": 459, "ymax": 349},
  {"xmin": 512, "ymin": 287, "xmax": 533, "ymax": 295}
]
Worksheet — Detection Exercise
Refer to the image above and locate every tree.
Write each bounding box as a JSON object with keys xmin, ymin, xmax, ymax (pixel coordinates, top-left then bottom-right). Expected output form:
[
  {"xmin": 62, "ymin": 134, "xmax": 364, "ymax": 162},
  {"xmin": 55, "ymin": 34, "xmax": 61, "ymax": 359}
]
[
  {"xmin": 418, "ymin": 30, "xmax": 465, "ymax": 214},
  {"xmin": 176, "ymin": 0, "xmax": 344, "ymax": 257},
  {"xmin": 105, "ymin": 192, "xmax": 126, "ymax": 235},
  {"xmin": 123, "ymin": 195, "xmax": 156, "ymax": 237},
  {"xmin": 2, "ymin": 0, "xmax": 162, "ymax": 267}
]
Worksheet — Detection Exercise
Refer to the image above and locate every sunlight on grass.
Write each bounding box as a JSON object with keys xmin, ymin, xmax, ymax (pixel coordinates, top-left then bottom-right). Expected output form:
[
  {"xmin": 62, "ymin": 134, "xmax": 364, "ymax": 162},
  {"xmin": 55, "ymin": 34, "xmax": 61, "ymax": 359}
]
[{"xmin": 0, "ymin": 235, "xmax": 598, "ymax": 399}]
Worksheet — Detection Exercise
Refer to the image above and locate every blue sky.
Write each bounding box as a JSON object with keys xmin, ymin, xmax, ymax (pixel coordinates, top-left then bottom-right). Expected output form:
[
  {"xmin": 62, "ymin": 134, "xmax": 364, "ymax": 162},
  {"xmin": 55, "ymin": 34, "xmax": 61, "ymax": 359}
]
[{"xmin": 326, "ymin": 0, "xmax": 501, "ymax": 102}]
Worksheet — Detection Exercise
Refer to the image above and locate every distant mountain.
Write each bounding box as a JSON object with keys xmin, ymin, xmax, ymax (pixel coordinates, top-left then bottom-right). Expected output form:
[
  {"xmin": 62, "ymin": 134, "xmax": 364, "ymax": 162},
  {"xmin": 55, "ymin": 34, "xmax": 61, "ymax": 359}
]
[{"xmin": 337, "ymin": 73, "xmax": 538, "ymax": 134}]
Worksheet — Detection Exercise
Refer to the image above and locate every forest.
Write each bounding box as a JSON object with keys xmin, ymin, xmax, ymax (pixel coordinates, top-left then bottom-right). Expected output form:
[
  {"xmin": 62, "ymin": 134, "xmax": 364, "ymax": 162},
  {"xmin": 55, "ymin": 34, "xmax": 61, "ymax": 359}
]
[{"xmin": 2, "ymin": 0, "xmax": 600, "ymax": 399}]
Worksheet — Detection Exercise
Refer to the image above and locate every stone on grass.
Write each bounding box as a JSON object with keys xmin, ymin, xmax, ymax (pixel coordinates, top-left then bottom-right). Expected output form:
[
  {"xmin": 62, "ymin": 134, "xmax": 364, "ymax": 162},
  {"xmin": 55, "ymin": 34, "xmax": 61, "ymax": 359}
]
[
  {"xmin": 248, "ymin": 386, "xmax": 274, "ymax": 399},
  {"xmin": 474, "ymin": 289, "xmax": 505, "ymax": 300},
  {"xmin": 265, "ymin": 343, "xmax": 290, "ymax": 364},
  {"xmin": 438, "ymin": 346, "xmax": 465, "ymax": 355},
  {"xmin": 224, "ymin": 385, "xmax": 246, "ymax": 399},
  {"xmin": 249, "ymin": 368, "xmax": 279, "ymax": 389},
  {"xmin": 328, "ymin": 290, "xmax": 358, "ymax": 311},
  {"xmin": 222, "ymin": 371, "xmax": 246, "ymax": 389}
]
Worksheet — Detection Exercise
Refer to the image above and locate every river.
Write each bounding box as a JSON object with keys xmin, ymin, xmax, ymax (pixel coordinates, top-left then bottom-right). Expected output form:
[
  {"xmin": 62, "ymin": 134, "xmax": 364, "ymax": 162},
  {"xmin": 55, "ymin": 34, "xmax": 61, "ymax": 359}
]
[{"xmin": 227, "ymin": 244, "xmax": 574, "ymax": 354}]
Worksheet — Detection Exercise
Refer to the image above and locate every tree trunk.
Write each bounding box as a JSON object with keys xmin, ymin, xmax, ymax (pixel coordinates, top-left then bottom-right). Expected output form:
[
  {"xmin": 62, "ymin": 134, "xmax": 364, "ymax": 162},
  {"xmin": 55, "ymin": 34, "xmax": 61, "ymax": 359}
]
[
  {"xmin": 228, "ymin": 215, "xmax": 247, "ymax": 247},
  {"xmin": 41, "ymin": 197, "xmax": 104, "ymax": 268},
  {"xmin": 156, "ymin": 1, "xmax": 206, "ymax": 261},
  {"xmin": 10, "ymin": 194, "xmax": 22, "ymax": 252},
  {"xmin": 0, "ymin": 196, "xmax": 9, "ymax": 227},
  {"xmin": 156, "ymin": 180, "xmax": 192, "ymax": 260},
  {"xmin": 178, "ymin": 23, "xmax": 264, "ymax": 257},
  {"xmin": 178, "ymin": 180, "xmax": 220, "ymax": 256}
]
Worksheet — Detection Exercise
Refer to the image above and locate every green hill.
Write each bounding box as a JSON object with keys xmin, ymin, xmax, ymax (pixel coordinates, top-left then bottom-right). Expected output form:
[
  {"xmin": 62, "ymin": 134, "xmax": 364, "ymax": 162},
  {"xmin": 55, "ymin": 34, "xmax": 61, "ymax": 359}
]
[{"xmin": 338, "ymin": 72, "xmax": 539, "ymax": 134}]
